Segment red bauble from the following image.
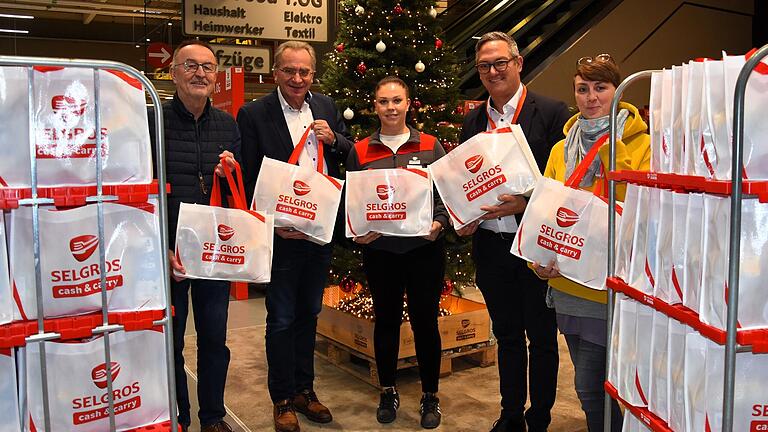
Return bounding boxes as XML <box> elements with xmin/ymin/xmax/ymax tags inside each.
<box><xmin>335</xmin><ymin>43</ymin><xmax>345</xmax><ymax>53</ymax></box>
<box><xmin>393</xmin><ymin>3</ymin><xmax>403</xmax><ymax>14</ymax></box>
<box><xmin>441</xmin><ymin>279</ymin><xmax>454</xmax><ymax>295</ymax></box>
<box><xmin>435</xmin><ymin>38</ymin><xmax>443</xmax><ymax>49</ymax></box>
<box><xmin>340</xmin><ymin>276</ymin><xmax>356</xmax><ymax>293</ymax></box>
<box><xmin>357</xmin><ymin>61</ymin><xmax>367</xmax><ymax>74</ymax></box>
<box><xmin>412</xmin><ymin>99</ymin><xmax>422</xmax><ymax>109</ymax></box>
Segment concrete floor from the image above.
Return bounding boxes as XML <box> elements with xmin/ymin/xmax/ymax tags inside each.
<box><xmin>180</xmin><ymin>286</ymin><xmax>588</xmax><ymax>432</ymax></box>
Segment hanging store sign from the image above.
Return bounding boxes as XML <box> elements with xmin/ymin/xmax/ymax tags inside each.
<box><xmin>211</xmin><ymin>44</ymin><xmax>271</xmax><ymax>74</ymax></box>
<box><xmin>183</xmin><ymin>0</ymin><xmax>328</xmax><ymax>42</ymax></box>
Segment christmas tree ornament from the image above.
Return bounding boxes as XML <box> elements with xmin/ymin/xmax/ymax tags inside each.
<box><xmin>428</xmin><ymin>6</ymin><xmax>438</xmax><ymax>18</ymax></box>
<box><xmin>415</xmin><ymin>60</ymin><xmax>426</xmax><ymax>73</ymax></box>
<box><xmin>412</xmin><ymin>99</ymin><xmax>422</xmax><ymax>108</ymax></box>
<box><xmin>357</xmin><ymin>61</ymin><xmax>367</xmax><ymax>74</ymax></box>
<box><xmin>340</xmin><ymin>276</ymin><xmax>356</xmax><ymax>293</ymax></box>
<box><xmin>343</xmin><ymin>107</ymin><xmax>355</xmax><ymax>120</ymax></box>
<box><xmin>355</xmin><ymin>4</ymin><xmax>365</xmax><ymax>15</ymax></box>
<box><xmin>335</xmin><ymin>42</ymin><xmax>345</xmax><ymax>52</ymax></box>
<box><xmin>435</xmin><ymin>38</ymin><xmax>443</xmax><ymax>49</ymax></box>
<box><xmin>375</xmin><ymin>40</ymin><xmax>386</xmax><ymax>53</ymax></box>
<box><xmin>393</xmin><ymin>3</ymin><xmax>403</xmax><ymax>14</ymax></box>
<box><xmin>441</xmin><ymin>279</ymin><xmax>454</xmax><ymax>295</ymax></box>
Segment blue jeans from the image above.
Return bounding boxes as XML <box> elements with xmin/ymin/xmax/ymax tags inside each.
<box><xmin>265</xmin><ymin>237</ymin><xmax>332</xmax><ymax>402</ymax></box>
<box><xmin>172</xmin><ymin>277</ymin><xmax>231</xmax><ymax>427</ymax></box>
<box><xmin>563</xmin><ymin>333</ymin><xmax>622</xmax><ymax>432</ymax></box>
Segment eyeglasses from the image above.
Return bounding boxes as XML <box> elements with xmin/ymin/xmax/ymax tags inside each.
<box><xmin>278</xmin><ymin>67</ymin><xmax>314</xmax><ymax>78</ymax></box>
<box><xmin>176</xmin><ymin>60</ymin><xmax>217</xmax><ymax>74</ymax></box>
<box><xmin>577</xmin><ymin>54</ymin><xmax>615</xmax><ymax>66</ymax></box>
<box><xmin>475</xmin><ymin>58</ymin><xmax>516</xmax><ymax>74</ymax></box>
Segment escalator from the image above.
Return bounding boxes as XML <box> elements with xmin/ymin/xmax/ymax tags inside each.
<box><xmin>439</xmin><ymin>0</ymin><xmax>623</xmax><ymax>99</ymax></box>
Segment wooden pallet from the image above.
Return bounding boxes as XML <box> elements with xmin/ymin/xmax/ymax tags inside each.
<box><xmin>315</xmin><ymin>334</ymin><xmax>497</xmax><ymax>388</ymax></box>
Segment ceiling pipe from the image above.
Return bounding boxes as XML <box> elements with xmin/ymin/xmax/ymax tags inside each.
<box><xmin>0</xmin><ymin>3</ymin><xmax>179</xmax><ymax>19</ymax></box>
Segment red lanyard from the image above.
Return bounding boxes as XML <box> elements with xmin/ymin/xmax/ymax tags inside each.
<box><xmin>487</xmin><ymin>85</ymin><xmax>527</xmax><ymax>130</ymax></box>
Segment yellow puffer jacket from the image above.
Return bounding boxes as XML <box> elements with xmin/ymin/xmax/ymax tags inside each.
<box><xmin>536</xmin><ymin>101</ymin><xmax>650</xmax><ymax>304</ymax></box>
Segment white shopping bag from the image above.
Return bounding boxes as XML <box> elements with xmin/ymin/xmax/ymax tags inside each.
<box><xmin>670</xmin><ymin>65</ymin><xmax>685</xmax><ymax>174</ymax></box>
<box><xmin>617</xmin><ymin>296</ymin><xmax>638</xmax><ymax>403</ymax></box>
<box><xmin>608</xmin><ymin>293</ymin><xmax>626</xmax><ymax>388</ymax></box>
<box><xmin>700</xmin><ymin>195</ymin><xmax>768</xmax><ymax>330</ymax></box>
<box><xmin>511</xmin><ymin>137</ymin><xmax>620</xmax><ymax>290</ymax></box>
<box><xmin>652</xmin><ymin>190</ymin><xmax>675</xmax><ymax>303</ymax></box>
<box><xmin>658</xmin><ymin>68</ymin><xmax>673</xmax><ymax>173</ymax></box>
<box><xmin>684</xmin><ymin>60</ymin><xmax>715</xmax><ymax>177</ymax></box>
<box><xmin>9</xmin><ymin>201</ymin><xmax>165</xmax><ymax>321</ymax></box>
<box><xmin>648</xmin><ymin>310</ymin><xmax>669</xmax><ymax>422</ymax></box>
<box><xmin>723</xmin><ymin>50</ymin><xmax>768</xmax><ymax>179</ymax></box>
<box><xmin>251</xmin><ymin>128</ymin><xmax>343</xmax><ymax>245</ymax></box>
<box><xmin>684</xmin><ymin>331</ymin><xmax>708</xmax><ymax>432</ymax></box>
<box><xmin>649</xmin><ymin>70</ymin><xmax>664</xmax><ymax>172</ymax></box>
<box><xmin>669</xmin><ymin>192</ymin><xmax>688</xmax><ymax>305</ymax></box>
<box><xmin>429</xmin><ymin>125</ymin><xmax>540</xmax><ymax>229</ymax></box>
<box><xmin>626</xmin><ymin>185</ymin><xmax>650</xmax><ymax>290</ymax></box>
<box><xmin>615</xmin><ymin>184</ymin><xmax>640</xmax><ymax>282</ymax></box>
<box><xmin>0</xmin><ymin>215</ymin><xmax>12</xmax><ymax>325</ymax></box>
<box><xmin>176</xmin><ymin>161</ymin><xmax>273</xmax><ymax>283</ymax></box>
<box><xmin>701</xmin><ymin>59</ymin><xmax>729</xmax><ymax>179</ymax></box>
<box><xmin>345</xmin><ymin>168</ymin><xmax>432</xmax><ymax>237</ymax></box>
<box><xmin>630</xmin><ymin>302</ymin><xmax>653</xmax><ymax>407</ymax></box>
<box><xmin>24</xmin><ymin>329</ymin><xmax>170</xmax><ymax>432</ymax></box>
<box><xmin>639</xmin><ymin>188</ymin><xmax>661</xmax><ymax>296</ymax></box>
<box><xmin>0</xmin><ymin>348</ymin><xmax>21</xmax><ymax>432</ymax></box>
<box><xmin>682</xmin><ymin>193</ymin><xmax>704</xmax><ymax>313</ymax></box>
<box><xmin>667</xmin><ymin>319</ymin><xmax>689</xmax><ymax>432</ymax></box>
<box><xmin>0</xmin><ymin>66</ymin><xmax>152</xmax><ymax>188</ymax></box>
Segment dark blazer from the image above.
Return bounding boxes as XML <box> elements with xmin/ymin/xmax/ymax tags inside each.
<box><xmin>460</xmin><ymin>90</ymin><xmax>570</xmax><ymax>174</ymax></box>
<box><xmin>237</xmin><ymin>89</ymin><xmax>353</xmax><ymax>204</ymax></box>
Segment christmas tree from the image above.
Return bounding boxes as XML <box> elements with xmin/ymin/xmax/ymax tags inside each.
<box><xmin>320</xmin><ymin>0</ymin><xmax>474</xmax><ymax>294</ymax></box>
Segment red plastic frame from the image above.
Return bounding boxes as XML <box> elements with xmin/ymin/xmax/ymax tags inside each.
<box><xmin>608</xmin><ymin>170</ymin><xmax>768</xmax><ymax>202</ymax></box>
<box><xmin>125</xmin><ymin>420</ymin><xmax>182</xmax><ymax>431</ymax></box>
<box><xmin>0</xmin><ymin>181</ymin><xmax>170</xmax><ymax>209</ymax></box>
<box><xmin>604</xmin><ymin>381</ymin><xmax>673</xmax><ymax>431</ymax></box>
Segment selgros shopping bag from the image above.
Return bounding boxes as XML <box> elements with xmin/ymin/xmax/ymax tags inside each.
<box><xmin>614</xmin><ymin>184</ymin><xmax>640</xmax><ymax>282</ymax></box>
<box><xmin>652</xmin><ymin>189</ymin><xmax>675</xmax><ymax>303</ymax></box>
<box><xmin>658</xmin><ymin>68</ymin><xmax>673</xmax><ymax>173</ymax></box>
<box><xmin>9</xmin><ymin>201</ymin><xmax>165</xmax><ymax>321</ymax></box>
<box><xmin>671</xmin><ymin>65</ymin><xmax>685</xmax><ymax>174</ymax></box>
<box><xmin>608</xmin><ymin>293</ymin><xmax>626</xmax><ymax>387</ymax></box>
<box><xmin>630</xmin><ymin>302</ymin><xmax>653</xmax><ymax>408</ymax></box>
<box><xmin>684</xmin><ymin>60</ymin><xmax>715</xmax><ymax>178</ymax></box>
<box><xmin>176</xmin><ymin>160</ymin><xmax>273</xmax><ymax>283</ymax></box>
<box><xmin>429</xmin><ymin>125</ymin><xmax>540</xmax><ymax>229</ymax></box>
<box><xmin>682</xmin><ymin>193</ymin><xmax>704</xmax><ymax>313</ymax></box>
<box><xmin>617</xmin><ymin>296</ymin><xmax>638</xmax><ymax>403</ymax></box>
<box><xmin>0</xmin><ymin>216</ymin><xmax>11</xmax><ymax>325</ymax></box>
<box><xmin>667</xmin><ymin>319</ymin><xmax>689</xmax><ymax>432</ymax></box>
<box><xmin>0</xmin><ymin>66</ymin><xmax>151</xmax><ymax>188</ymax></box>
<box><xmin>0</xmin><ymin>348</ymin><xmax>21</xmax><ymax>432</ymax></box>
<box><xmin>701</xmin><ymin>59</ymin><xmax>729</xmax><ymax>179</ymax></box>
<box><xmin>648</xmin><ymin>310</ymin><xmax>669</xmax><ymax>421</ymax></box>
<box><xmin>626</xmin><ymin>185</ymin><xmax>650</xmax><ymax>289</ymax></box>
<box><xmin>684</xmin><ymin>332</ymin><xmax>708</xmax><ymax>432</ymax></box>
<box><xmin>669</xmin><ymin>192</ymin><xmax>688</xmax><ymax>305</ymax></box>
<box><xmin>25</xmin><ymin>329</ymin><xmax>170</xmax><ymax>432</ymax></box>
<box><xmin>649</xmin><ymin>70</ymin><xmax>664</xmax><ymax>172</ymax></box>
<box><xmin>511</xmin><ymin>136</ymin><xmax>621</xmax><ymax>290</ymax></box>
<box><xmin>345</xmin><ymin>168</ymin><xmax>432</xmax><ymax>237</ymax></box>
<box><xmin>641</xmin><ymin>188</ymin><xmax>661</xmax><ymax>296</ymax></box>
<box><xmin>251</xmin><ymin>128</ymin><xmax>343</xmax><ymax>245</ymax></box>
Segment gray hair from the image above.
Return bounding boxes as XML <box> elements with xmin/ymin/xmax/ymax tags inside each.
<box><xmin>274</xmin><ymin>40</ymin><xmax>317</xmax><ymax>70</ymax></box>
<box><xmin>474</xmin><ymin>32</ymin><xmax>520</xmax><ymax>63</ymax></box>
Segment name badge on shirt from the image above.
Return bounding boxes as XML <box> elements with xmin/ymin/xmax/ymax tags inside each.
<box><xmin>408</xmin><ymin>156</ymin><xmax>422</xmax><ymax>167</ymax></box>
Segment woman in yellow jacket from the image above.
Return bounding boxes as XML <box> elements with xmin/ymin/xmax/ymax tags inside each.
<box><xmin>532</xmin><ymin>54</ymin><xmax>649</xmax><ymax>432</ymax></box>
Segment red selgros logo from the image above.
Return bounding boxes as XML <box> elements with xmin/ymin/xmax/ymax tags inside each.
<box><xmin>91</xmin><ymin>362</ymin><xmax>121</xmax><ymax>389</ymax></box>
<box><xmin>376</xmin><ymin>185</ymin><xmax>394</xmax><ymax>200</ymax></box>
<box><xmin>217</xmin><ymin>224</ymin><xmax>235</xmax><ymax>241</ymax></box>
<box><xmin>556</xmin><ymin>207</ymin><xmax>580</xmax><ymax>228</ymax></box>
<box><xmin>70</xmin><ymin>235</ymin><xmax>99</xmax><ymax>262</ymax></box>
<box><xmin>293</xmin><ymin>180</ymin><xmax>311</xmax><ymax>196</ymax></box>
<box><xmin>464</xmin><ymin>155</ymin><xmax>484</xmax><ymax>174</ymax></box>
<box><xmin>52</xmin><ymin>95</ymin><xmax>87</xmax><ymax>117</ymax></box>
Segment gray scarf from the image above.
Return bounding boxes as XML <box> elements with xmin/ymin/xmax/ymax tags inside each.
<box><xmin>564</xmin><ymin>109</ymin><xmax>629</xmax><ymax>187</ymax></box>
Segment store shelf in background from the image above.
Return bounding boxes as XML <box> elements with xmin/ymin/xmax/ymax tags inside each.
<box><xmin>607</xmin><ymin>170</ymin><xmax>768</xmax><ymax>202</ymax></box>
<box><xmin>0</xmin><ymin>309</ymin><xmax>166</xmax><ymax>348</ymax></box>
<box><xmin>604</xmin><ymin>381</ymin><xmax>673</xmax><ymax>432</ymax></box>
<box><xmin>607</xmin><ymin>277</ymin><xmax>768</xmax><ymax>353</ymax></box>
<box><xmin>126</xmin><ymin>420</ymin><xmax>182</xmax><ymax>431</ymax></box>
<box><xmin>0</xmin><ymin>181</ymin><xmax>171</xmax><ymax>209</ymax></box>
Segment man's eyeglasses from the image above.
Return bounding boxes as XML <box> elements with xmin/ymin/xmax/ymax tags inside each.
<box><xmin>176</xmin><ymin>60</ymin><xmax>217</xmax><ymax>74</ymax></box>
<box><xmin>475</xmin><ymin>58</ymin><xmax>515</xmax><ymax>74</ymax></box>
<box><xmin>577</xmin><ymin>54</ymin><xmax>615</xmax><ymax>66</ymax></box>
<box><xmin>278</xmin><ymin>67</ymin><xmax>314</xmax><ymax>78</ymax></box>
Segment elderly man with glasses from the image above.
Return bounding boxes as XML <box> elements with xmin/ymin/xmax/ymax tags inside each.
<box><xmin>149</xmin><ymin>39</ymin><xmax>241</xmax><ymax>432</ymax></box>
<box><xmin>237</xmin><ymin>40</ymin><xmax>353</xmax><ymax>432</ymax></box>
<box><xmin>457</xmin><ymin>32</ymin><xmax>570</xmax><ymax>432</ymax></box>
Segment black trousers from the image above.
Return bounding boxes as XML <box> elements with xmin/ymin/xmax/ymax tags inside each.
<box><xmin>363</xmin><ymin>239</ymin><xmax>445</xmax><ymax>393</ymax></box>
<box><xmin>473</xmin><ymin>229</ymin><xmax>559</xmax><ymax>431</ymax></box>
<box><xmin>172</xmin><ymin>277</ymin><xmax>231</xmax><ymax>428</ymax></box>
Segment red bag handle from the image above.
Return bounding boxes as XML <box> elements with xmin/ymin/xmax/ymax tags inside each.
<box><xmin>210</xmin><ymin>157</ymin><xmax>247</xmax><ymax>210</ymax></box>
<box><xmin>746</xmin><ymin>48</ymin><xmax>768</xmax><ymax>75</ymax></box>
<box><xmin>564</xmin><ymin>134</ymin><xmax>609</xmax><ymax>190</ymax></box>
<box><xmin>286</xmin><ymin>126</ymin><xmax>326</xmax><ymax>173</ymax></box>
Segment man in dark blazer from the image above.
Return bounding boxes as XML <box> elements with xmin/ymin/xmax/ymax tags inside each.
<box><xmin>237</xmin><ymin>41</ymin><xmax>353</xmax><ymax>432</ymax></box>
<box><xmin>457</xmin><ymin>32</ymin><xmax>570</xmax><ymax>432</ymax></box>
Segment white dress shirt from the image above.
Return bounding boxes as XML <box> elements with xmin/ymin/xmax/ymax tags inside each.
<box><xmin>277</xmin><ymin>88</ymin><xmax>327</xmax><ymax>174</ymax></box>
<box><xmin>481</xmin><ymin>83</ymin><xmax>524</xmax><ymax>234</ymax></box>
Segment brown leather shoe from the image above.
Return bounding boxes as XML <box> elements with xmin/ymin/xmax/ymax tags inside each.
<box><xmin>274</xmin><ymin>399</ymin><xmax>300</xmax><ymax>432</ymax></box>
<box><xmin>201</xmin><ymin>420</ymin><xmax>233</xmax><ymax>432</ymax></box>
<box><xmin>292</xmin><ymin>389</ymin><xmax>333</xmax><ymax>423</ymax></box>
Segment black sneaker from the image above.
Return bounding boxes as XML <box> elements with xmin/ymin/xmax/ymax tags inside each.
<box><xmin>376</xmin><ymin>388</ymin><xmax>400</xmax><ymax>424</ymax></box>
<box><xmin>419</xmin><ymin>393</ymin><xmax>441</xmax><ymax>429</ymax></box>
